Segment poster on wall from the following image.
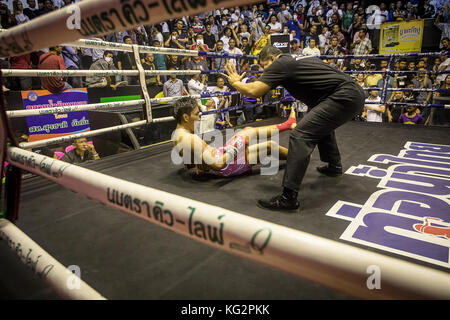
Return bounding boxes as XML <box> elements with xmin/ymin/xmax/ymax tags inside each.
<box><xmin>379</xmin><ymin>19</ymin><xmax>424</xmax><ymax>54</ymax></box>
<box><xmin>21</xmin><ymin>89</ymin><xmax>90</xmax><ymax>142</ymax></box>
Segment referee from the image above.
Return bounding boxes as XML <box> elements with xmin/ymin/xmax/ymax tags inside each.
<box><xmin>222</xmin><ymin>45</ymin><xmax>365</xmax><ymax>211</ymax></box>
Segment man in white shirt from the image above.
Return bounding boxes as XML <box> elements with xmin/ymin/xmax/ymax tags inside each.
<box><xmin>198</xmin><ymin>97</ymin><xmax>222</xmax><ymax>134</ymax></box>
<box><xmin>188</xmin><ymin>73</ymin><xmax>207</xmax><ymax>96</ymax></box>
<box><xmin>224</xmin><ymin>38</ymin><xmax>243</xmax><ymax>67</ymax></box>
<box><xmin>363</xmin><ymin>90</ymin><xmax>385</xmax><ymax>122</ymax></box>
<box><xmin>268</xmin><ymin>15</ymin><xmax>282</xmax><ymax>34</ymax></box>
<box><xmin>302</xmin><ymin>38</ymin><xmax>320</xmax><ymax>56</ymax></box>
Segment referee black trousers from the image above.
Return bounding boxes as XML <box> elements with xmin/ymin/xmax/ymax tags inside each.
<box><xmin>282</xmin><ymin>82</ymin><xmax>365</xmax><ymax>192</ymax></box>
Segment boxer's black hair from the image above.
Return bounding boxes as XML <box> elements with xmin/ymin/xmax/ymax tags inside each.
<box><xmin>173</xmin><ymin>97</ymin><xmax>198</xmax><ymax>124</ymax></box>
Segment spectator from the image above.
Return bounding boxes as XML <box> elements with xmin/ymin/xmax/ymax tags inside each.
<box><xmin>290</xmin><ymin>29</ymin><xmax>301</xmax><ymax>45</ymax></box>
<box><xmin>238</xmin><ymin>23</ymin><xmax>252</xmax><ymax>44</ymax></box>
<box><xmin>224</xmin><ymin>38</ymin><xmax>243</xmax><ymax>67</ymax></box>
<box><xmin>117</xmin><ymin>36</ymin><xmax>138</xmax><ymax>85</ymax></box>
<box><xmin>141</xmin><ymin>53</ymin><xmax>163</xmax><ymax>86</ymax></box>
<box><xmin>404</xmin><ymin>1</ymin><xmax>418</xmax><ymax>20</ymax></box>
<box><xmin>398</xmin><ymin>105</ymin><xmax>423</xmax><ymax>124</ymax></box>
<box><xmin>318</xmin><ymin>25</ymin><xmax>330</xmax><ymax>53</ymax></box>
<box><xmin>23</xmin><ymin>0</ymin><xmax>39</xmax><ymax>20</ymax></box>
<box><xmin>306</xmin><ymin>6</ymin><xmax>325</xmax><ymax>34</ymax></box>
<box><xmin>440</xmin><ymin>37</ymin><xmax>450</xmax><ymax>53</ymax></box>
<box><xmin>13</xmin><ymin>0</ymin><xmax>29</xmax><ymax>24</ymax></box>
<box><xmin>351</xmin><ymin>28</ymin><xmax>372</xmax><ymax>55</ymax></box>
<box><xmin>403</xmin><ymin>81</ymin><xmax>418</xmax><ymax>103</ymax></box>
<box><xmin>342</xmin><ymin>2</ymin><xmax>354</xmax><ymax>36</ymax></box>
<box><xmin>393</xmin><ymin>0</ymin><xmax>407</xmax><ymax>20</ymax></box>
<box><xmin>277</xmin><ymin>3</ymin><xmax>292</xmax><ymax>24</ymax></box>
<box><xmin>81</xmin><ymin>37</ymin><xmax>104</xmax><ymax>70</ymax></box>
<box><xmin>185</xmin><ymin>27</ymin><xmax>197</xmax><ymax>47</ymax></box>
<box><xmin>134</xmin><ymin>26</ymin><xmax>149</xmax><ymax>46</ymax></box>
<box><xmin>9</xmin><ymin>54</ymin><xmax>32</xmax><ymax>91</ymax></box>
<box><xmin>433</xmin><ymin>74</ymin><xmax>450</xmax><ymax>100</ymax></box>
<box><xmin>86</xmin><ymin>51</ymin><xmax>127</xmax><ymax>89</ymax></box>
<box><xmin>325</xmin><ymin>35</ymin><xmax>343</xmax><ymax>56</ymax></box>
<box><xmin>184</xmin><ymin>54</ymin><xmax>208</xmax><ymax>73</ymax></box>
<box><xmin>395</xmin><ymin>58</ymin><xmax>409</xmax><ymax>88</ymax></box>
<box><xmin>189</xmin><ymin>33</ymin><xmax>210</xmax><ymax>62</ymax></box>
<box><xmin>419</xmin><ymin>0</ymin><xmax>435</xmax><ymax>18</ymax></box>
<box><xmin>302</xmin><ymin>38</ymin><xmax>320</xmax><ymax>56</ymax></box>
<box><xmin>39</xmin><ymin>0</ymin><xmax>54</xmax><ymax>15</ymax></box>
<box><xmin>355</xmin><ymin>72</ymin><xmax>366</xmax><ymax>87</ymax></box>
<box><xmin>413</xmin><ymin>67</ymin><xmax>433</xmax><ymax>116</ymax></box>
<box><xmin>435</xmin><ymin>9</ymin><xmax>450</xmax><ymax>49</ymax></box>
<box><xmin>211</xmin><ymin>40</ymin><xmax>227</xmax><ymax>73</ymax></box>
<box><xmin>350</xmin><ymin>58</ymin><xmax>365</xmax><ymax>76</ymax></box>
<box><xmin>198</xmin><ymin>97</ymin><xmax>221</xmax><ymax>134</ymax></box>
<box><xmin>152</xmin><ymin>25</ymin><xmax>164</xmax><ymax>46</ymax></box>
<box><xmin>187</xmin><ymin>72</ymin><xmax>207</xmax><ymax>96</ymax></box>
<box><xmin>166</xmin><ymin>55</ymin><xmax>183</xmax><ymax>70</ymax></box>
<box><xmin>38</xmin><ymin>46</ymin><xmax>72</xmax><ymax>94</ymax></box>
<box><xmin>62</xmin><ymin>46</ymin><xmax>82</xmax><ymax>88</ymax></box>
<box><xmin>174</xmin><ymin>19</ymin><xmax>188</xmax><ymax>45</ymax></box>
<box><xmin>152</xmin><ymin>40</ymin><xmax>167</xmax><ymax>83</ymax></box>
<box><xmin>252</xmin><ymin>25</ymin><xmax>271</xmax><ymax>58</ymax></box>
<box><xmin>330</xmin><ymin>24</ymin><xmax>345</xmax><ymax>45</ymax></box>
<box><xmin>362</xmin><ymin>89</ymin><xmax>385</xmax><ymax>123</ymax></box>
<box><xmin>387</xmin><ymin>2</ymin><xmax>396</xmax><ymax>21</ymax></box>
<box><xmin>436</xmin><ymin>55</ymin><xmax>450</xmax><ymax>86</ymax></box>
<box><xmin>191</xmin><ymin>15</ymin><xmax>205</xmax><ymax>34</ymax></box>
<box><xmin>328</xmin><ymin>13</ymin><xmax>340</xmax><ymax>29</ymax></box>
<box><xmin>220</xmin><ymin>27</ymin><xmax>234</xmax><ymax>50</ymax></box>
<box><xmin>163</xmin><ymin>68</ymin><xmax>188</xmax><ymax>97</ymax></box>
<box><xmin>239</xmin><ymin>37</ymin><xmax>253</xmax><ymax>68</ymax></box>
<box><xmin>61</xmin><ymin>138</ymin><xmax>100</xmax><ymax>164</ymax></box>
<box><xmin>212</xmin><ymin>76</ymin><xmax>231</xmax><ymax>109</ymax></box>
<box><xmin>267</xmin><ymin>15</ymin><xmax>282</xmax><ymax>34</ymax></box>
<box><xmin>387</xmin><ymin>90</ymin><xmax>405</xmax><ymax>122</ymax></box>
<box><xmin>203</xmin><ymin>23</ymin><xmax>217</xmax><ymax>51</ymax></box>
<box><xmin>286</xmin><ymin>11</ymin><xmax>303</xmax><ymax>41</ymax></box>
<box><xmin>365</xmin><ymin>63</ymin><xmax>383</xmax><ymax>88</ymax></box>
<box><xmin>165</xmin><ymin>30</ymin><xmax>186</xmax><ymax>50</ymax></box>
<box><xmin>302</xmin><ymin>24</ymin><xmax>320</xmax><ymax>49</ymax></box>
<box><xmin>291</xmin><ymin>40</ymin><xmax>301</xmax><ymax>54</ymax></box>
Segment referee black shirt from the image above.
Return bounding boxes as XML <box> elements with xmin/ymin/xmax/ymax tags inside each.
<box><xmin>258</xmin><ymin>54</ymin><xmax>357</xmax><ymax>108</ymax></box>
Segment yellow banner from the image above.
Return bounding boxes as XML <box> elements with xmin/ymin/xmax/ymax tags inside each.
<box><xmin>379</xmin><ymin>20</ymin><xmax>424</xmax><ymax>54</ymax></box>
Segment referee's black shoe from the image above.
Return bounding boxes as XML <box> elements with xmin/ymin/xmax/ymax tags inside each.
<box><xmin>257</xmin><ymin>194</ymin><xmax>299</xmax><ymax>212</ymax></box>
<box><xmin>316</xmin><ymin>164</ymin><xmax>343</xmax><ymax>177</ymax></box>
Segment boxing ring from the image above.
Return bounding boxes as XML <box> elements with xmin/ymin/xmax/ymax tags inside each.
<box><xmin>1</xmin><ymin>0</ymin><xmax>450</xmax><ymax>300</ymax></box>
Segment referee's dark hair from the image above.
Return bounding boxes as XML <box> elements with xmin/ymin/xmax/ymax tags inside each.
<box><xmin>259</xmin><ymin>45</ymin><xmax>282</xmax><ymax>62</ymax></box>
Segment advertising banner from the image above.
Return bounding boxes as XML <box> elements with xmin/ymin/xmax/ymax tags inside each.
<box><xmin>21</xmin><ymin>89</ymin><xmax>90</xmax><ymax>142</ymax></box>
<box><xmin>379</xmin><ymin>19</ymin><xmax>424</xmax><ymax>54</ymax></box>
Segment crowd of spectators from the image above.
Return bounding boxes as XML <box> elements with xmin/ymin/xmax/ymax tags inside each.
<box><xmin>1</xmin><ymin>0</ymin><xmax>449</xmax><ymax>127</ymax></box>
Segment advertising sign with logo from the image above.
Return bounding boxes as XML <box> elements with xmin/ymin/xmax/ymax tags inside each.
<box><xmin>270</xmin><ymin>34</ymin><xmax>290</xmax><ymax>53</ymax></box>
<box><xmin>21</xmin><ymin>89</ymin><xmax>90</xmax><ymax>142</ymax></box>
<box><xmin>326</xmin><ymin>141</ymin><xmax>450</xmax><ymax>268</ymax></box>
<box><xmin>379</xmin><ymin>19</ymin><xmax>424</xmax><ymax>54</ymax></box>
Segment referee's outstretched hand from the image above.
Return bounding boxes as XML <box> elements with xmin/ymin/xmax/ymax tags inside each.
<box><xmin>221</xmin><ymin>62</ymin><xmax>246</xmax><ymax>87</ymax></box>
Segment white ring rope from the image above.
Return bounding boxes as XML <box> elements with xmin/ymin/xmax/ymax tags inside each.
<box><xmin>1</xmin><ymin>69</ymin><xmax>200</xmax><ymax>77</ymax></box>
<box><xmin>6</xmin><ymin>94</ymin><xmax>205</xmax><ymax>118</ymax></box>
<box><xmin>63</xmin><ymin>38</ymin><xmax>199</xmax><ymax>57</ymax></box>
<box><xmin>0</xmin><ymin>218</ymin><xmax>106</xmax><ymax>300</ymax></box>
<box><xmin>5</xmin><ymin>146</ymin><xmax>450</xmax><ymax>299</ymax></box>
